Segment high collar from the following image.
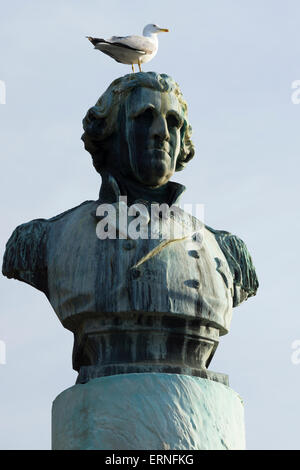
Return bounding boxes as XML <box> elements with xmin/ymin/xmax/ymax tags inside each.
<box><xmin>98</xmin><ymin>172</ymin><xmax>186</xmax><ymax>206</ymax></box>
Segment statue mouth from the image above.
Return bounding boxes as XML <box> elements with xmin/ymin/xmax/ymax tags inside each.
<box><xmin>150</xmin><ymin>149</ymin><xmax>171</xmax><ymax>161</ymax></box>
<box><xmin>149</xmin><ymin>148</ymin><xmax>170</xmax><ymax>155</ymax></box>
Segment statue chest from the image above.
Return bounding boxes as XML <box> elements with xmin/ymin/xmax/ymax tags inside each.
<box><xmin>46</xmin><ymin>207</ymin><xmax>234</xmax><ymax>334</ymax></box>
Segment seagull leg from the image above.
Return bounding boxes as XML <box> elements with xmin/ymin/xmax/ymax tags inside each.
<box><xmin>138</xmin><ymin>59</ymin><xmax>142</xmax><ymax>72</ymax></box>
<box><xmin>131</xmin><ymin>64</ymin><xmax>135</xmax><ymax>73</ymax></box>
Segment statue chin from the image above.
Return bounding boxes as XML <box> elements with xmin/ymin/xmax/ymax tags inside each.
<box><xmin>134</xmin><ymin>156</ymin><xmax>174</xmax><ymax>188</ymax></box>
<box><xmin>136</xmin><ymin>172</ymin><xmax>172</xmax><ymax>188</ymax></box>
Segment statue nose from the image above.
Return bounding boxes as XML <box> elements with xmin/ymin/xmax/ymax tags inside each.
<box><xmin>151</xmin><ymin>115</ymin><xmax>170</xmax><ymax>141</ymax></box>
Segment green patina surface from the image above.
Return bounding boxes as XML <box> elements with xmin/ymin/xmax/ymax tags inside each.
<box><xmin>2</xmin><ymin>72</ymin><xmax>258</xmax><ymax>388</ymax></box>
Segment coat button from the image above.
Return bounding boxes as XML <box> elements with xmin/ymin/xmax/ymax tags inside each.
<box><xmin>184</xmin><ymin>279</ymin><xmax>200</xmax><ymax>289</ymax></box>
<box><xmin>192</xmin><ymin>233</ymin><xmax>203</xmax><ymax>244</ymax></box>
<box><xmin>123</xmin><ymin>240</ymin><xmax>136</xmax><ymax>251</ymax></box>
<box><xmin>130</xmin><ymin>268</ymin><xmax>141</xmax><ymax>279</ymax></box>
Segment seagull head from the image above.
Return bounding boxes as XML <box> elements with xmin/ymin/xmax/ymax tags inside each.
<box><xmin>143</xmin><ymin>24</ymin><xmax>169</xmax><ymax>37</ymax></box>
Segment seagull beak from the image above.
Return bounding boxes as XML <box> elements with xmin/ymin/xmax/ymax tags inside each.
<box><xmin>159</xmin><ymin>28</ymin><xmax>169</xmax><ymax>32</ymax></box>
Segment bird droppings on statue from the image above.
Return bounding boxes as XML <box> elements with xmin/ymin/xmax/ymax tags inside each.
<box><xmin>86</xmin><ymin>24</ymin><xmax>169</xmax><ymax>72</ymax></box>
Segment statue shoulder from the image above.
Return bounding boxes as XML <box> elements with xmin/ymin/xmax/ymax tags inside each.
<box><xmin>206</xmin><ymin>225</ymin><xmax>259</xmax><ymax>307</ymax></box>
<box><xmin>2</xmin><ymin>218</ymin><xmax>49</xmax><ymax>294</ymax></box>
<box><xmin>2</xmin><ymin>200</ymin><xmax>95</xmax><ymax>294</ymax></box>
<box><xmin>47</xmin><ymin>200</ymin><xmax>95</xmax><ymax>223</ymax></box>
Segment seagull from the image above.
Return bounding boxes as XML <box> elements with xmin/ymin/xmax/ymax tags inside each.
<box><xmin>86</xmin><ymin>24</ymin><xmax>169</xmax><ymax>72</ymax></box>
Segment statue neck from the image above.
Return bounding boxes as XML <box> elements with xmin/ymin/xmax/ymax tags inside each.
<box><xmin>99</xmin><ymin>171</ymin><xmax>185</xmax><ymax>206</ymax></box>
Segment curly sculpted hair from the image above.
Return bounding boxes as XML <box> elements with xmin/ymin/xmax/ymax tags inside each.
<box><xmin>81</xmin><ymin>72</ymin><xmax>195</xmax><ymax>173</ymax></box>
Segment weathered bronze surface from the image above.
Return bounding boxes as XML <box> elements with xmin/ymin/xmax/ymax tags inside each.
<box><xmin>2</xmin><ymin>72</ymin><xmax>258</xmax><ymax>385</ymax></box>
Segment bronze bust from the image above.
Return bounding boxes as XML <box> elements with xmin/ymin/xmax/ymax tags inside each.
<box><xmin>2</xmin><ymin>72</ymin><xmax>258</xmax><ymax>385</ymax></box>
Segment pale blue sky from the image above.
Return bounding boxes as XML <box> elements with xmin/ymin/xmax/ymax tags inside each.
<box><xmin>0</xmin><ymin>0</ymin><xmax>300</xmax><ymax>449</ymax></box>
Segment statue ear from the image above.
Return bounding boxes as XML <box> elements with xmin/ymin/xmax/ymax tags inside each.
<box><xmin>176</xmin><ymin>122</ymin><xmax>195</xmax><ymax>171</ymax></box>
<box><xmin>83</xmin><ymin>106</ymin><xmax>107</xmax><ymax>141</ymax></box>
<box><xmin>184</xmin><ymin>147</ymin><xmax>195</xmax><ymax>165</ymax></box>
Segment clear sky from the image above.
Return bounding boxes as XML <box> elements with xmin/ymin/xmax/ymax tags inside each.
<box><xmin>0</xmin><ymin>0</ymin><xmax>300</xmax><ymax>450</ymax></box>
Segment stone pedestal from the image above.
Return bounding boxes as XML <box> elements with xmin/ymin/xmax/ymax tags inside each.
<box><xmin>52</xmin><ymin>373</ymin><xmax>245</xmax><ymax>450</ymax></box>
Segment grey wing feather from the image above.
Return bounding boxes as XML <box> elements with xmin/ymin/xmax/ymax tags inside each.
<box><xmin>108</xmin><ymin>35</ymin><xmax>155</xmax><ymax>54</ymax></box>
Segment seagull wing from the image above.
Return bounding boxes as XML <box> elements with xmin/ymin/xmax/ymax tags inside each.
<box><xmin>108</xmin><ymin>35</ymin><xmax>156</xmax><ymax>55</ymax></box>
<box><xmin>87</xmin><ymin>34</ymin><xmax>157</xmax><ymax>65</ymax></box>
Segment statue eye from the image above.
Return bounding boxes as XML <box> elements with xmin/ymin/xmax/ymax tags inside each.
<box><xmin>135</xmin><ymin>108</ymin><xmax>154</xmax><ymax>126</ymax></box>
<box><xmin>167</xmin><ymin>114</ymin><xmax>181</xmax><ymax>129</ymax></box>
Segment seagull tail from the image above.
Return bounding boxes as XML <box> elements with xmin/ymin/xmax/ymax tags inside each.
<box><xmin>86</xmin><ymin>36</ymin><xmax>106</xmax><ymax>46</ymax></box>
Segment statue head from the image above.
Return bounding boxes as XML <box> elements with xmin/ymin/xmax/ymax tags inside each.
<box><xmin>82</xmin><ymin>72</ymin><xmax>195</xmax><ymax>187</ymax></box>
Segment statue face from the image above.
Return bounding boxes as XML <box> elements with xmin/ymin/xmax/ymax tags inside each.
<box><xmin>121</xmin><ymin>87</ymin><xmax>184</xmax><ymax>187</ymax></box>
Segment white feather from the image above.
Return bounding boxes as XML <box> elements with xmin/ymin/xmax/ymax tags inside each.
<box><xmin>88</xmin><ymin>24</ymin><xmax>168</xmax><ymax>68</ymax></box>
